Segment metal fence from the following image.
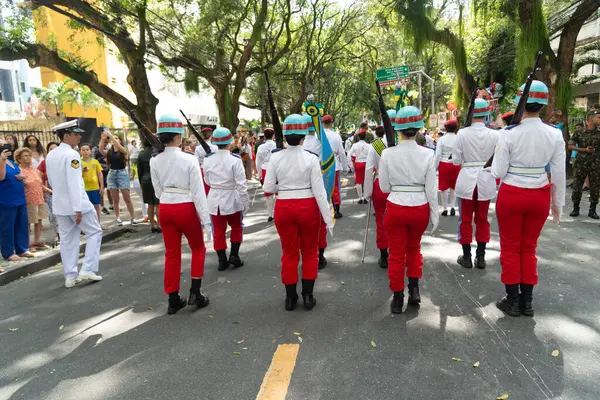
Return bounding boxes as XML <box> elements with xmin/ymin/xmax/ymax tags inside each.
<box><xmin>0</xmin><ymin>130</ymin><xmax>57</xmax><ymax>148</ymax></box>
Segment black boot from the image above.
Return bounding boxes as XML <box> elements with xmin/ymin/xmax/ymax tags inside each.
<box><xmin>496</xmin><ymin>284</ymin><xmax>520</xmax><ymax>317</ymax></box>
<box><xmin>318</xmin><ymin>248</ymin><xmax>327</xmax><ymax>270</ymax></box>
<box><xmin>390</xmin><ymin>291</ymin><xmax>404</xmax><ymax>314</ymax></box>
<box><xmin>441</xmin><ymin>210</ymin><xmax>448</xmax><ymax>216</ymax></box>
<box><xmin>285</xmin><ymin>284</ymin><xmax>299</xmax><ymax>311</ymax></box>
<box><xmin>407</xmin><ymin>277</ymin><xmax>421</xmax><ymax>305</ymax></box>
<box><xmin>334</xmin><ymin>205</ymin><xmax>343</xmax><ymax>219</ymax></box>
<box><xmin>457</xmin><ymin>244</ymin><xmax>473</xmax><ymax>268</ymax></box>
<box><xmin>217</xmin><ymin>250</ymin><xmax>229</xmax><ymax>271</ymax></box>
<box><xmin>167</xmin><ymin>292</ymin><xmax>187</xmax><ymax>315</ymax></box>
<box><xmin>519</xmin><ymin>283</ymin><xmax>534</xmax><ymax>317</ymax></box>
<box><xmin>229</xmin><ymin>242</ymin><xmax>244</xmax><ymax>268</ymax></box>
<box><xmin>450</xmin><ymin>208</ymin><xmax>456</xmax><ymax>216</ymax></box>
<box><xmin>378</xmin><ymin>248</ymin><xmax>388</xmax><ymax>269</ymax></box>
<box><xmin>589</xmin><ymin>203</ymin><xmax>599</xmax><ymax>220</ymax></box>
<box><xmin>188</xmin><ymin>279</ymin><xmax>210</xmax><ymax>308</ymax></box>
<box><xmin>301</xmin><ymin>279</ymin><xmax>317</xmax><ymax>310</ymax></box>
<box><xmin>570</xmin><ymin>203</ymin><xmax>580</xmax><ymax>217</ymax></box>
<box><xmin>474</xmin><ymin>242</ymin><xmax>486</xmax><ymax>269</ymax></box>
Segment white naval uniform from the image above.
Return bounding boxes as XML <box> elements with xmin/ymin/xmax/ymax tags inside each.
<box><xmin>46</xmin><ymin>143</ymin><xmax>102</xmax><ymax>280</ymax></box>
<box><xmin>344</xmin><ymin>137</ymin><xmax>353</xmax><ymax>155</ymax></box>
<box><xmin>347</xmin><ymin>140</ymin><xmax>370</xmax><ymax>169</ymax></box>
<box><xmin>451</xmin><ymin>122</ymin><xmax>499</xmax><ymax>201</ymax></box>
<box><xmin>195</xmin><ymin>142</ymin><xmax>219</xmax><ymax>168</ymax></box>
<box><xmin>303</xmin><ymin>134</ymin><xmax>321</xmax><ymax>155</ymax></box>
<box><xmin>256</xmin><ymin>139</ymin><xmax>277</xmax><ymax>218</ymax></box>
<box><xmin>203</xmin><ymin>150</ymin><xmax>249</xmax><ymax>216</ymax></box>
<box><xmin>325</xmin><ymin>129</ymin><xmax>348</xmax><ymax>172</ymax></box>
<box><xmin>364</xmin><ymin>136</ymin><xmax>388</xmax><ymax>199</ymax></box>
<box><xmin>434</xmin><ymin>132</ymin><xmax>459</xmax><ymax>210</ymax></box>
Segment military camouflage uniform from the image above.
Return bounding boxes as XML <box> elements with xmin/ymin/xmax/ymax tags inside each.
<box><xmin>569</xmin><ymin>127</ymin><xmax>600</xmax><ymax>209</ymax></box>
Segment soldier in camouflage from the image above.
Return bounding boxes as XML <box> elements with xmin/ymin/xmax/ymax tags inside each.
<box><xmin>568</xmin><ymin>110</ymin><xmax>600</xmax><ymax>220</ymax></box>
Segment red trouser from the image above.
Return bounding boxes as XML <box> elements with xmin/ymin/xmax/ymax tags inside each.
<box><xmin>318</xmin><ymin>216</ymin><xmax>327</xmax><ymax>249</ymax></box>
<box><xmin>458</xmin><ymin>188</ymin><xmax>491</xmax><ymax>245</ymax></box>
<box><xmin>201</xmin><ymin>168</ymin><xmax>210</xmax><ymax>194</ymax></box>
<box><xmin>384</xmin><ymin>202</ymin><xmax>429</xmax><ymax>292</ymax></box>
<box><xmin>496</xmin><ymin>183</ymin><xmax>550</xmax><ymax>285</ymax></box>
<box><xmin>332</xmin><ymin>171</ymin><xmax>341</xmax><ymax>205</ymax></box>
<box><xmin>211</xmin><ymin>210</ymin><xmax>243</xmax><ymax>251</ymax></box>
<box><xmin>275</xmin><ymin>198</ymin><xmax>320</xmax><ymax>284</ymax></box>
<box><xmin>372</xmin><ymin>178</ymin><xmax>389</xmax><ymax>249</ymax></box>
<box><xmin>438</xmin><ymin>162</ymin><xmax>460</xmax><ymax>191</ymax></box>
<box><xmin>159</xmin><ymin>202</ymin><xmax>206</xmax><ymax>294</ymax></box>
<box><xmin>261</xmin><ymin>169</ymin><xmax>273</xmax><ymax>197</ymax></box>
<box><xmin>354</xmin><ymin>162</ymin><xmax>366</xmax><ymax>185</ymax></box>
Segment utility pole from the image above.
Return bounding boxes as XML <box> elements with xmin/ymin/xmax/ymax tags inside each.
<box><xmin>409</xmin><ymin>70</ymin><xmax>435</xmax><ymax>115</ymax></box>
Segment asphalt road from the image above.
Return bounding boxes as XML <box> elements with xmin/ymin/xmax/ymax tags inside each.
<box><xmin>0</xmin><ymin>178</ymin><xmax>599</xmax><ymax>400</ymax></box>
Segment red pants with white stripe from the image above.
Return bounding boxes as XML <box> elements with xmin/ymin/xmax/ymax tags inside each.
<box><xmin>496</xmin><ymin>183</ymin><xmax>550</xmax><ymax>285</ymax></box>
<box><xmin>318</xmin><ymin>217</ymin><xmax>327</xmax><ymax>249</ymax></box>
<box><xmin>354</xmin><ymin>162</ymin><xmax>366</xmax><ymax>185</ymax></box>
<box><xmin>438</xmin><ymin>162</ymin><xmax>460</xmax><ymax>191</ymax></box>
<box><xmin>384</xmin><ymin>202</ymin><xmax>429</xmax><ymax>292</ymax></box>
<box><xmin>211</xmin><ymin>210</ymin><xmax>243</xmax><ymax>251</ymax></box>
<box><xmin>159</xmin><ymin>202</ymin><xmax>206</xmax><ymax>294</ymax></box>
<box><xmin>275</xmin><ymin>198</ymin><xmax>320</xmax><ymax>284</ymax></box>
<box><xmin>332</xmin><ymin>171</ymin><xmax>341</xmax><ymax>205</ymax></box>
<box><xmin>201</xmin><ymin>168</ymin><xmax>210</xmax><ymax>194</ymax></box>
<box><xmin>261</xmin><ymin>169</ymin><xmax>273</xmax><ymax>197</ymax></box>
<box><xmin>458</xmin><ymin>188</ymin><xmax>491</xmax><ymax>245</ymax></box>
<box><xmin>372</xmin><ymin>178</ymin><xmax>389</xmax><ymax>249</ymax></box>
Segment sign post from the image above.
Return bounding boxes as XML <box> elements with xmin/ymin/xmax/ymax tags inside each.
<box><xmin>376</xmin><ymin>65</ymin><xmax>410</xmax><ymax>87</ymax></box>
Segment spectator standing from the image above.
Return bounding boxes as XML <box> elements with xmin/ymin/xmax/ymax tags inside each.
<box><xmin>14</xmin><ymin>147</ymin><xmax>51</xmax><ymax>250</ymax></box>
<box><xmin>0</xmin><ymin>140</ymin><xmax>34</xmax><ymax>263</ymax></box>
<box><xmin>93</xmin><ymin>132</ymin><xmax>112</xmax><ymax>215</ymax></box>
<box><xmin>22</xmin><ymin>135</ymin><xmax>46</xmax><ymax>168</ymax></box>
<box><xmin>128</xmin><ymin>139</ymin><xmax>140</xmax><ymax>163</ymax></box>
<box><xmin>38</xmin><ymin>142</ymin><xmax>60</xmax><ymax>247</ymax></box>
<box><xmin>4</xmin><ymin>134</ymin><xmax>18</xmax><ymax>161</ymax></box>
<box><xmin>130</xmin><ymin>158</ymin><xmax>148</xmax><ymax>221</ymax></box>
<box><xmin>80</xmin><ymin>144</ymin><xmax>104</xmax><ymax>222</ymax></box>
<box><xmin>137</xmin><ymin>140</ymin><xmax>161</xmax><ymax>233</ymax></box>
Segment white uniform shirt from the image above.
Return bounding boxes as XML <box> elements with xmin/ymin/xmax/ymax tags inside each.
<box><xmin>492</xmin><ymin>117</ymin><xmax>566</xmax><ymax>207</ymax></box>
<box><xmin>203</xmin><ymin>149</ymin><xmax>249</xmax><ymax>215</ymax></box>
<box><xmin>47</xmin><ymin>143</ymin><xmax>94</xmax><ymax>216</ymax></box>
<box><xmin>364</xmin><ymin>136</ymin><xmax>388</xmax><ymax>198</ymax></box>
<box><xmin>434</xmin><ymin>133</ymin><xmax>458</xmax><ymax>168</ymax></box>
<box><xmin>325</xmin><ymin>129</ymin><xmax>348</xmax><ymax>172</ymax></box>
<box><xmin>303</xmin><ymin>134</ymin><xmax>321</xmax><ymax>156</ymax></box>
<box><xmin>425</xmin><ymin>134</ymin><xmax>434</xmax><ymax>149</ymax></box>
<box><xmin>344</xmin><ymin>138</ymin><xmax>353</xmax><ymax>154</ymax></box>
<box><xmin>378</xmin><ymin>140</ymin><xmax>439</xmax><ymax>228</ymax></box>
<box><xmin>452</xmin><ymin>123</ymin><xmax>499</xmax><ymax>200</ymax></box>
<box><xmin>150</xmin><ymin>147</ymin><xmax>211</xmax><ymax>225</ymax></box>
<box><xmin>347</xmin><ymin>140</ymin><xmax>370</xmax><ymax>167</ymax></box>
<box><xmin>256</xmin><ymin>140</ymin><xmax>277</xmax><ymax>172</ymax></box>
<box><xmin>263</xmin><ymin>146</ymin><xmax>333</xmax><ymax>227</ymax></box>
<box><xmin>195</xmin><ymin>142</ymin><xmax>219</xmax><ymax>168</ymax></box>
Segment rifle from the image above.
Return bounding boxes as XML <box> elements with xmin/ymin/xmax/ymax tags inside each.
<box><xmin>375</xmin><ymin>79</ymin><xmax>396</xmax><ymax>148</ymax></box>
<box><xmin>179</xmin><ymin>110</ymin><xmax>212</xmax><ymax>154</ymax></box>
<box><xmin>264</xmin><ymin>69</ymin><xmax>284</xmax><ymax>149</ymax></box>
<box><xmin>484</xmin><ymin>51</ymin><xmax>543</xmax><ymax>168</ymax></box>
<box><xmin>121</xmin><ymin>100</ymin><xmax>164</xmax><ymax>152</ymax></box>
<box><xmin>463</xmin><ymin>86</ymin><xmax>479</xmax><ymax>128</ymax></box>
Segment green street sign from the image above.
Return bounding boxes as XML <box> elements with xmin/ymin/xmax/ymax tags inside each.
<box><xmin>376</xmin><ymin>65</ymin><xmax>409</xmax><ymax>86</ymax></box>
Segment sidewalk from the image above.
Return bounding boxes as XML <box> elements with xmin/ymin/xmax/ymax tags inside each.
<box><xmin>0</xmin><ymin>191</ymin><xmax>149</xmax><ymax>284</ymax></box>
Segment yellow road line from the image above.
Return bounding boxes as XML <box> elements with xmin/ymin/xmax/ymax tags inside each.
<box><xmin>256</xmin><ymin>344</ymin><xmax>300</xmax><ymax>400</ymax></box>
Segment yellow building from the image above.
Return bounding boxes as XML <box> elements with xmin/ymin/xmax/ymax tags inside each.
<box><xmin>34</xmin><ymin>7</ymin><xmax>131</xmax><ymax>127</ymax></box>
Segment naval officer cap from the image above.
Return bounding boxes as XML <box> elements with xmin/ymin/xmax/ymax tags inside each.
<box><xmin>283</xmin><ymin>114</ymin><xmax>309</xmax><ymax>136</ymax></box>
<box><xmin>395</xmin><ymin>106</ymin><xmax>424</xmax><ymax>130</ymax></box>
<box><xmin>212</xmin><ymin>127</ymin><xmax>233</xmax><ymax>145</ymax></box>
<box><xmin>52</xmin><ymin>120</ymin><xmax>85</xmax><ymax>135</ymax></box>
<box><xmin>514</xmin><ymin>80</ymin><xmax>549</xmax><ymax>105</ymax></box>
<box><xmin>472</xmin><ymin>98</ymin><xmax>491</xmax><ymax>118</ymax></box>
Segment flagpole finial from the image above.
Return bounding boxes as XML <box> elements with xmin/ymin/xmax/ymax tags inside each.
<box><xmin>306</xmin><ymin>94</ymin><xmax>315</xmax><ymax>104</ymax></box>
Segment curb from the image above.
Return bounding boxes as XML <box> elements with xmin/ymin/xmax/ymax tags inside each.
<box><xmin>0</xmin><ymin>226</ymin><xmax>133</xmax><ymax>287</ymax></box>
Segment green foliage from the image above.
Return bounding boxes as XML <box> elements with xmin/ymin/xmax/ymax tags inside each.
<box><xmin>516</xmin><ymin>0</ymin><xmax>548</xmax><ymax>81</ymax></box>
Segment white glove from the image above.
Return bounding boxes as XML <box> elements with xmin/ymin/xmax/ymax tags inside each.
<box><xmin>327</xmin><ymin>224</ymin><xmax>334</xmax><ymax>237</ymax></box>
<box><xmin>428</xmin><ymin>222</ymin><xmax>438</xmax><ymax>235</ymax></box>
<box><xmin>552</xmin><ymin>205</ymin><xmax>561</xmax><ymax>225</ymax></box>
<box><xmin>243</xmin><ymin>206</ymin><xmax>249</xmax><ymax>217</ymax></box>
<box><xmin>203</xmin><ymin>224</ymin><xmax>213</xmax><ymax>242</ymax></box>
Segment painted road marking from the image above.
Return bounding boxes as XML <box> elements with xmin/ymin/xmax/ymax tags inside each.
<box><xmin>256</xmin><ymin>344</ymin><xmax>300</xmax><ymax>400</ymax></box>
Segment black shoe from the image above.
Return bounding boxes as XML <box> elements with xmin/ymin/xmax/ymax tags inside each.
<box><xmin>474</xmin><ymin>242</ymin><xmax>486</xmax><ymax>269</ymax></box>
<box><xmin>167</xmin><ymin>293</ymin><xmax>187</xmax><ymax>315</ymax></box>
<box><xmin>301</xmin><ymin>279</ymin><xmax>317</xmax><ymax>310</ymax></box>
<box><xmin>589</xmin><ymin>203</ymin><xmax>599</xmax><ymax>220</ymax></box>
<box><xmin>458</xmin><ymin>244</ymin><xmax>472</xmax><ymax>268</ymax></box>
<box><xmin>268</xmin><ymin>216</ymin><xmax>274</xmax><ymax>222</ymax></box>
<box><xmin>570</xmin><ymin>205</ymin><xmax>580</xmax><ymax>217</ymax></box>
<box><xmin>441</xmin><ymin>210</ymin><xmax>448</xmax><ymax>216</ymax></box>
<box><xmin>229</xmin><ymin>242</ymin><xmax>244</xmax><ymax>268</ymax></box>
<box><xmin>285</xmin><ymin>284</ymin><xmax>299</xmax><ymax>311</ymax></box>
<box><xmin>519</xmin><ymin>284</ymin><xmax>534</xmax><ymax>316</ymax></box>
<box><xmin>496</xmin><ymin>284</ymin><xmax>520</xmax><ymax>317</ymax></box>
<box><xmin>583</xmin><ymin>186</ymin><xmax>590</xmax><ymax>192</ymax></box>
<box><xmin>334</xmin><ymin>205</ymin><xmax>343</xmax><ymax>219</ymax></box>
<box><xmin>101</xmin><ymin>207</ymin><xmax>110</xmax><ymax>215</ymax></box>
<box><xmin>318</xmin><ymin>248</ymin><xmax>327</xmax><ymax>270</ymax></box>
<box><xmin>151</xmin><ymin>226</ymin><xmax>162</xmax><ymax>233</ymax></box>
<box><xmin>109</xmin><ymin>206</ymin><xmax>114</xmax><ymax>210</ymax></box>
<box><xmin>217</xmin><ymin>250</ymin><xmax>229</xmax><ymax>271</ymax></box>
<box><xmin>391</xmin><ymin>291</ymin><xmax>404</xmax><ymax>314</ymax></box>
<box><xmin>450</xmin><ymin>208</ymin><xmax>456</xmax><ymax>216</ymax></box>
<box><xmin>407</xmin><ymin>278</ymin><xmax>420</xmax><ymax>305</ymax></box>
<box><xmin>188</xmin><ymin>291</ymin><xmax>210</xmax><ymax>308</ymax></box>
<box><xmin>378</xmin><ymin>248</ymin><xmax>388</xmax><ymax>269</ymax></box>
<box><xmin>474</xmin><ymin>256</ymin><xmax>486</xmax><ymax>269</ymax></box>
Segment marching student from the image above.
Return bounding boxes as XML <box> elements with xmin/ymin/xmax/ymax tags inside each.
<box><xmin>322</xmin><ymin>115</ymin><xmax>348</xmax><ymax>218</ymax></box>
<box><xmin>150</xmin><ymin>114</ymin><xmax>212</xmax><ymax>315</ymax></box>
<box><xmin>255</xmin><ymin>128</ymin><xmax>277</xmax><ymax>222</ymax></box>
<box><xmin>379</xmin><ymin>106</ymin><xmax>438</xmax><ymax>314</ymax></box>
<box><xmin>434</xmin><ymin>119</ymin><xmax>460</xmax><ymax>216</ymax></box>
<box><xmin>452</xmin><ymin>99</ymin><xmax>499</xmax><ymax>269</ymax></box>
<box><xmin>203</xmin><ymin>127</ymin><xmax>250</xmax><ymax>271</ymax></box>
<box><xmin>264</xmin><ymin>114</ymin><xmax>333</xmax><ymax>311</ymax></box>
<box><xmin>492</xmin><ymin>80</ymin><xmax>565</xmax><ymax>317</ymax></box>
<box><xmin>195</xmin><ymin>127</ymin><xmax>218</xmax><ymax>194</ymax></box>
<box><xmin>347</xmin><ymin>129</ymin><xmax>371</xmax><ymax>204</ymax></box>
<box><xmin>46</xmin><ymin>120</ymin><xmax>103</xmax><ymax>288</ymax></box>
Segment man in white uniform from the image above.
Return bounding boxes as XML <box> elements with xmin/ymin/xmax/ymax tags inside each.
<box><xmin>194</xmin><ymin>128</ymin><xmax>219</xmax><ymax>168</ymax></box>
<box><xmin>322</xmin><ymin>115</ymin><xmax>348</xmax><ymax>218</ymax></box>
<box><xmin>47</xmin><ymin>120</ymin><xmax>103</xmax><ymax>288</ymax></box>
<box><xmin>452</xmin><ymin>99</ymin><xmax>499</xmax><ymax>269</ymax></box>
<box><xmin>347</xmin><ymin>130</ymin><xmax>371</xmax><ymax>203</ymax></box>
<box><xmin>255</xmin><ymin>128</ymin><xmax>277</xmax><ymax>221</ymax></box>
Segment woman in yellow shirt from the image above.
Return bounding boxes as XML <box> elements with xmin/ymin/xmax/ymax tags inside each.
<box><xmin>80</xmin><ymin>144</ymin><xmax>104</xmax><ymax>222</ymax></box>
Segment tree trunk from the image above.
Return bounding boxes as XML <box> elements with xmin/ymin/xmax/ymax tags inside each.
<box><xmin>214</xmin><ymin>84</ymin><xmax>238</xmax><ymax>131</ymax></box>
<box><xmin>290</xmin><ymin>81</ymin><xmax>307</xmax><ymax>114</ymax></box>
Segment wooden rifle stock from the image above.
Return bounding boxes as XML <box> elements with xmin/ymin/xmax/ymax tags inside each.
<box><xmin>179</xmin><ymin>110</ymin><xmax>212</xmax><ymax>154</ymax></box>
<box><xmin>264</xmin><ymin>70</ymin><xmax>284</xmax><ymax>149</ymax></box>
<box><xmin>121</xmin><ymin>101</ymin><xmax>164</xmax><ymax>152</ymax></box>
<box><xmin>375</xmin><ymin>79</ymin><xmax>395</xmax><ymax>148</ymax></box>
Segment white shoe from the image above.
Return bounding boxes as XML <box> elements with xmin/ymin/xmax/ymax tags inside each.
<box><xmin>65</xmin><ymin>278</ymin><xmax>81</xmax><ymax>288</ymax></box>
<box><xmin>116</xmin><ymin>219</ymin><xmax>123</xmax><ymax>226</ymax></box>
<box><xmin>79</xmin><ymin>271</ymin><xmax>103</xmax><ymax>281</ymax></box>
<box><xmin>130</xmin><ymin>219</ymin><xmax>138</xmax><ymax>225</ymax></box>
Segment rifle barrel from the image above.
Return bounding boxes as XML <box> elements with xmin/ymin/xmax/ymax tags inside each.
<box><xmin>179</xmin><ymin>110</ymin><xmax>212</xmax><ymax>154</ymax></box>
<box><xmin>375</xmin><ymin>80</ymin><xmax>395</xmax><ymax>148</ymax></box>
<box><xmin>264</xmin><ymin>70</ymin><xmax>284</xmax><ymax>149</ymax></box>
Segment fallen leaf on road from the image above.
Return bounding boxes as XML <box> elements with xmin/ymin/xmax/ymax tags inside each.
<box><xmin>293</xmin><ymin>332</ymin><xmax>302</xmax><ymax>335</ymax></box>
<box><xmin>59</xmin><ymin>325</ymin><xmax>64</xmax><ymax>330</ymax></box>
<box><xmin>452</xmin><ymin>357</ymin><xmax>464</xmax><ymax>362</ymax></box>
<box><xmin>232</xmin><ymin>352</ymin><xmax>241</xmax><ymax>355</ymax></box>
<box><xmin>371</xmin><ymin>340</ymin><xmax>377</xmax><ymax>348</ymax></box>
<box><xmin>551</xmin><ymin>350</ymin><xmax>560</xmax><ymax>357</ymax></box>
<box><xmin>209</xmin><ymin>315</ymin><xmax>214</xmax><ymax>318</ymax></box>
<box><xmin>9</xmin><ymin>328</ymin><xmax>19</xmax><ymax>332</ymax></box>
<box><xmin>473</xmin><ymin>361</ymin><xmax>480</xmax><ymax>368</ymax></box>
<box><xmin>272</xmin><ymin>339</ymin><xmax>277</xmax><ymax>343</ymax></box>
<box><xmin>237</xmin><ymin>340</ymin><xmax>244</xmax><ymax>344</ymax></box>
<box><xmin>147</xmin><ymin>306</ymin><xmax>152</xmax><ymax>310</ymax></box>
<box><xmin>496</xmin><ymin>394</ymin><xmax>509</xmax><ymax>400</ymax></box>
<box><xmin>233</xmin><ymin>321</ymin><xmax>239</xmax><ymax>324</ymax></box>
<box><xmin>120</xmin><ymin>283</ymin><xmax>123</xmax><ymax>286</ymax></box>
<box><xmin>298</xmin><ymin>337</ymin><xmax>303</xmax><ymax>343</ymax></box>
<box><xmin>341</xmin><ymin>281</ymin><xmax>345</xmax><ymax>285</ymax></box>
<box><xmin>242</xmin><ymin>347</ymin><xmax>248</xmax><ymax>350</ymax></box>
